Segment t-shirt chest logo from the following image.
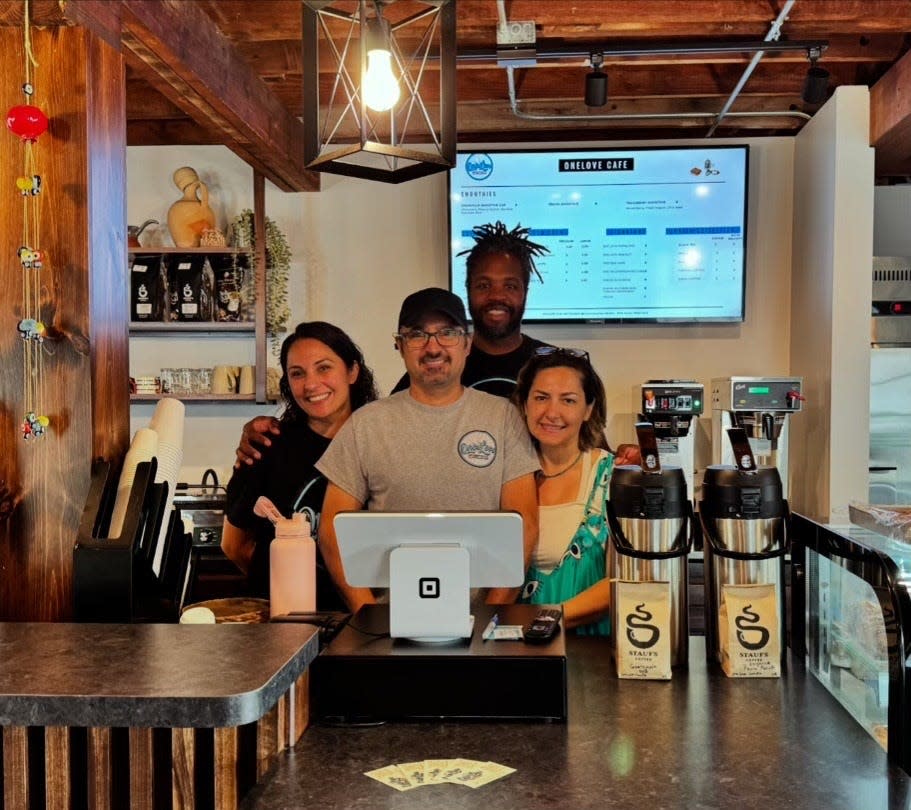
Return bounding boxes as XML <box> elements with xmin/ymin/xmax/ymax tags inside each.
<box><xmin>458</xmin><ymin>430</ymin><xmax>497</xmax><ymax>468</ymax></box>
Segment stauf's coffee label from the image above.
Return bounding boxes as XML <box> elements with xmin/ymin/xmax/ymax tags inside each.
<box><xmin>719</xmin><ymin>583</ymin><xmax>780</xmax><ymax>678</ymax></box>
<box><xmin>616</xmin><ymin>580</ymin><xmax>671</xmax><ymax>680</ymax></box>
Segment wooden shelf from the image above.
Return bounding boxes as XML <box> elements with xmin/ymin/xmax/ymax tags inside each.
<box><xmin>130</xmin><ymin>393</ymin><xmax>257</xmax><ymax>403</ymax></box>
<box><xmin>130</xmin><ymin>321</ymin><xmax>255</xmax><ymax>334</ymax></box>
<box><xmin>128</xmin><ymin>246</ymin><xmax>245</xmax><ymax>254</ymax></box>
<box><xmin>128</xmin><ymin>172</ymin><xmax>268</xmax><ymax>403</ymax></box>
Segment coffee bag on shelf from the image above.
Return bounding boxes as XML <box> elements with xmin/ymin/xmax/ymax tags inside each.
<box><xmin>167</xmin><ymin>253</ymin><xmax>215</xmax><ymax>322</ymax></box>
<box><xmin>211</xmin><ymin>255</ymin><xmax>246</xmax><ymax>322</ymax></box>
<box><xmin>130</xmin><ymin>255</ymin><xmax>168</xmax><ymax>321</ymax></box>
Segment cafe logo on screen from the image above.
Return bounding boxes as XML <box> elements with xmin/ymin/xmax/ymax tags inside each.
<box><xmin>558</xmin><ymin>157</ymin><xmax>634</xmax><ymax>172</ymax></box>
<box><xmin>465</xmin><ymin>153</ymin><xmax>494</xmax><ymax>181</ymax></box>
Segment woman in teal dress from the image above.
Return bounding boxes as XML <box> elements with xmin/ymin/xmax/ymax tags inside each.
<box><xmin>512</xmin><ymin>347</ymin><xmax>633</xmax><ymax>636</ymax></box>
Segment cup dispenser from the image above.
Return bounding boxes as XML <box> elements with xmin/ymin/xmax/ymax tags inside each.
<box><xmin>711</xmin><ymin>376</ymin><xmax>803</xmax><ymax>499</ymax></box>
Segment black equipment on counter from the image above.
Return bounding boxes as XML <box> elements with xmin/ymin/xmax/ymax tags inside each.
<box><xmin>607</xmin><ymin>464</ymin><xmax>692</xmax><ymax>668</ymax></box>
<box><xmin>699</xmin><ymin>463</ymin><xmax>789</xmax><ymax>664</ymax></box>
<box><xmin>73</xmin><ymin>458</ymin><xmax>191</xmax><ymax>622</ymax></box>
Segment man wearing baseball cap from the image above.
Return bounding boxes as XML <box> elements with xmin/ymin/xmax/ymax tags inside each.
<box><xmin>315</xmin><ymin>287</ymin><xmax>540</xmax><ymax>612</ymax></box>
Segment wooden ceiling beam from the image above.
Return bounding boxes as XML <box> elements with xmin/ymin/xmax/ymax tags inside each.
<box><xmin>871</xmin><ymin>47</ymin><xmax>911</xmax><ymax>177</ymax></box>
<box><xmin>61</xmin><ymin>0</ymin><xmax>318</xmax><ymax>192</ymax></box>
<box><xmin>231</xmin><ymin>32</ymin><xmax>907</xmax><ymax>79</ymax></box>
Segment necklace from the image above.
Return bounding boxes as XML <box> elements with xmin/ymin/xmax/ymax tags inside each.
<box><xmin>537</xmin><ymin>450</ymin><xmax>583</xmax><ymax>480</ymax></box>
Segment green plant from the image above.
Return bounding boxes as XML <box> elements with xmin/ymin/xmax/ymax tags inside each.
<box><xmin>231</xmin><ymin>209</ymin><xmax>291</xmax><ymax>355</ymax></box>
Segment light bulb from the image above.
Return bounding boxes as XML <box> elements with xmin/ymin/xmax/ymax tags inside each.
<box><xmin>364</xmin><ymin>48</ymin><xmax>400</xmax><ymax>112</ymax></box>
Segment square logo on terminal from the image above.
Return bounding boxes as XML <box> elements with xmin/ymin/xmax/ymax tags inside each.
<box><xmin>419</xmin><ymin>577</ymin><xmax>440</xmax><ymax>599</ymax></box>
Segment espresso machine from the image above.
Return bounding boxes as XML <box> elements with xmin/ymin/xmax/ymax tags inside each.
<box><xmin>711</xmin><ymin>377</ymin><xmax>803</xmax><ymax>498</ymax></box>
<box><xmin>638</xmin><ymin>380</ymin><xmax>704</xmax><ymax>500</ymax></box>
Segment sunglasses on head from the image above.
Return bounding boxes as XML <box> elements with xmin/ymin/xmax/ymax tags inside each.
<box><xmin>534</xmin><ymin>346</ymin><xmax>590</xmax><ymax>362</ymax></box>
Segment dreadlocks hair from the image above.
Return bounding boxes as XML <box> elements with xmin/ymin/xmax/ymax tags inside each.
<box><xmin>457</xmin><ymin>221</ymin><xmax>550</xmax><ymax>290</ymax></box>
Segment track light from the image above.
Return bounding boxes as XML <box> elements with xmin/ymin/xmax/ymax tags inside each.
<box><xmin>585</xmin><ymin>53</ymin><xmax>608</xmax><ymax>107</ymax></box>
<box><xmin>801</xmin><ymin>48</ymin><xmax>830</xmax><ymax>105</ymax></box>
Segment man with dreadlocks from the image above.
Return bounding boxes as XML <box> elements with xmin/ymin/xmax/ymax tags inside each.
<box><xmin>391</xmin><ymin>220</ymin><xmax>551</xmax><ymax>398</ymax></box>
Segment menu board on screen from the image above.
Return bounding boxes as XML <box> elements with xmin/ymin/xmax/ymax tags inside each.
<box><xmin>448</xmin><ymin>145</ymin><xmax>749</xmax><ymax>324</ymax></box>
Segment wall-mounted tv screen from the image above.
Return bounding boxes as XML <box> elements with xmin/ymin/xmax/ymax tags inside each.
<box><xmin>448</xmin><ymin>145</ymin><xmax>749</xmax><ymax>324</ymax></box>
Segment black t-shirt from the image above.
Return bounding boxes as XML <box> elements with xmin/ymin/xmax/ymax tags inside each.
<box><xmin>225</xmin><ymin>420</ymin><xmax>344</xmax><ymax>608</ymax></box>
<box><xmin>390</xmin><ymin>334</ymin><xmax>551</xmax><ymax>398</ymax></box>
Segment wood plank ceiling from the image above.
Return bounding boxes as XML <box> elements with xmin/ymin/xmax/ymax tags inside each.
<box><xmin>2</xmin><ymin>0</ymin><xmax>911</xmax><ymax>189</ymax></box>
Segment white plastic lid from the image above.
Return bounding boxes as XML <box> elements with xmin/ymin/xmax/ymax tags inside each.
<box><xmin>275</xmin><ymin>512</ymin><xmax>311</xmax><ymax>538</ymax></box>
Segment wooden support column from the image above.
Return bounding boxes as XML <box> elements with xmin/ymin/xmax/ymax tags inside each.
<box><xmin>0</xmin><ymin>25</ymin><xmax>129</xmax><ymax>620</ymax></box>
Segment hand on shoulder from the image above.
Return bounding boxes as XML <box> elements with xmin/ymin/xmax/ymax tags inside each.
<box><xmin>613</xmin><ymin>443</ymin><xmax>641</xmax><ymax>467</ymax></box>
<box><xmin>234</xmin><ymin>416</ymin><xmax>282</xmax><ymax>468</ymax></box>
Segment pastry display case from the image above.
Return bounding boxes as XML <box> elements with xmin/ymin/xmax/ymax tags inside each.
<box><xmin>791</xmin><ymin>513</ymin><xmax>911</xmax><ymax>772</ymax></box>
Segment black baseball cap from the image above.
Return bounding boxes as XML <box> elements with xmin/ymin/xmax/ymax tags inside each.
<box><xmin>398</xmin><ymin>287</ymin><xmax>468</xmax><ymax>330</ymax></box>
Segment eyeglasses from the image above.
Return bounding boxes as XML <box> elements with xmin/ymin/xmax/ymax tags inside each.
<box><xmin>394</xmin><ymin>327</ymin><xmax>467</xmax><ymax>349</ymax></box>
<box><xmin>534</xmin><ymin>346</ymin><xmax>590</xmax><ymax>362</ymax></box>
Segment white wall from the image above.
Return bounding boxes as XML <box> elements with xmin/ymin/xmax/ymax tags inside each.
<box><xmin>128</xmin><ymin>138</ymin><xmax>796</xmax><ymax>487</ymax></box>
<box><xmin>789</xmin><ymin>86</ymin><xmax>874</xmax><ymax>522</ymax></box>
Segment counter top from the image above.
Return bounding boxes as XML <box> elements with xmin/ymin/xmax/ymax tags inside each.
<box><xmin>0</xmin><ymin>622</ymin><xmax>319</xmax><ymax>728</ymax></box>
<box><xmin>241</xmin><ymin>636</ymin><xmax>911</xmax><ymax>809</ymax></box>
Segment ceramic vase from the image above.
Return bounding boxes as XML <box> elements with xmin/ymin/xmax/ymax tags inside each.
<box><xmin>167</xmin><ymin>166</ymin><xmax>216</xmax><ymax>248</ymax></box>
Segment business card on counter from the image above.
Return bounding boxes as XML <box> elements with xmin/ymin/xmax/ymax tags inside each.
<box><xmin>365</xmin><ymin>759</ymin><xmax>515</xmax><ymax>791</ymax></box>
<box><xmin>481</xmin><ymin>612</ymin><xmax>523</xmax><ymax>640</ymax></box>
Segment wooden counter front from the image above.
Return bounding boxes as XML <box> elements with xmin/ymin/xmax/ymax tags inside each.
<box><xmin>0</xmin><ymin>622</ymin><xmax>318</xmax><ymax>809</ymax></box>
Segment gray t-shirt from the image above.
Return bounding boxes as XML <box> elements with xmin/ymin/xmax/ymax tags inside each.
<box><xmin>316</xmin><ymin>388</ymin><xmax>539</xmax><ymax>510</ymax></box>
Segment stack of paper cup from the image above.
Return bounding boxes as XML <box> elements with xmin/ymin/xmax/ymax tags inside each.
<box><xmin>109</xmin><ymin>428</ymin><xmax>159</xmax><ymax>540</ymax></box>
<box><xmin>149</xmin><ymin>397</ymin><xmax>185</xmax><ymax>576</ymax></box>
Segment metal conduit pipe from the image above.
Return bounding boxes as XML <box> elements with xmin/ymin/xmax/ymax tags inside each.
<box><xmin>505</xmin><ymin>66</ymin><xmax>811</xmax><ymax>125</ymax></box>
<box><xmin>500</xmin><ymin>0</ymin><xmax>810</xmax><ymax>129</ymax></box>
<box><xmin>706</xmin><ymin>0</ymin><xmax>797</xmax><ymax>137</ymax></box>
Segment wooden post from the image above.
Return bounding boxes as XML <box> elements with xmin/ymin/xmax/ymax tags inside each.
<box><xmin>87</xmin><ymin>726</ymin><xmax>113</xmax><ymax>810</ymax></box>
<box><xmin>129</xmin><ymin>727</ymin><xmax>154</xmax><ymax>810</ymax></box>
<box><xmin>172</xmin><ymin>727</ymin><xmax>196</xmax><ymax>809</ymax></box>
<box><xmin>2</xmin><ymin>727</ymin><xmax>28</xmax><ymax>808</ymax></box>
<box><xmin>0</xmin><ymin>25</ymin><xmax>129</xmax><ymax>620</ymax></box>
<box><xmin>45</xmin><ymin>726</ymin><xmax>71</xmax><ymax>808</ymax></box>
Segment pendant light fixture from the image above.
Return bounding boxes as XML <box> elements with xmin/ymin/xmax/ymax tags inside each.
<box><xmin>302</xmin><ymin>0</ymin><xmax>456</xmax><ymax>184</ymax></box>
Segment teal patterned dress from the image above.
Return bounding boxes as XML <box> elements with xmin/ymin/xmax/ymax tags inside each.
<box><xmin>519</xmin><ymin>453</ymin><xmax>614</xmax><ymax>636</ymax></box>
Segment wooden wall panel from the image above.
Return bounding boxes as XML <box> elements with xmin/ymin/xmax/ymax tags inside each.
<box><xmin>0</xmin><ymin>26</ymin><xmax>128</xmax><ymax>620</ymax></box>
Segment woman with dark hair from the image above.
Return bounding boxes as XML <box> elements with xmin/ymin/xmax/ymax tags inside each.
<box><xmin>222</xmin><ymin>322</ymin><xmax>378</xmax><ymax>606</ymax></box>
<box><xmin>511</xmin><ymin>347</ymin><xmax>618</xmax><ymax>635</ymax></box>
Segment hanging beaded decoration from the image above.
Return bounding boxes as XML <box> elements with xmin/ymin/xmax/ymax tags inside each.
<box><xmin>7</xmin><ymin>0</ymin><xmax>49</xmax><ymax>440</ymax></box>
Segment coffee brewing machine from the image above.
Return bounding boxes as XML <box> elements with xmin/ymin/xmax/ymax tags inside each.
<box><xmin>711</xmin><ymin>377</ymin><xmax>804</xmax><ymax>498</ymax></box>
<box><xmin>638</xmin><ymin>380</ymin><xmax>704</xmax><ymax>500</ymax></box>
